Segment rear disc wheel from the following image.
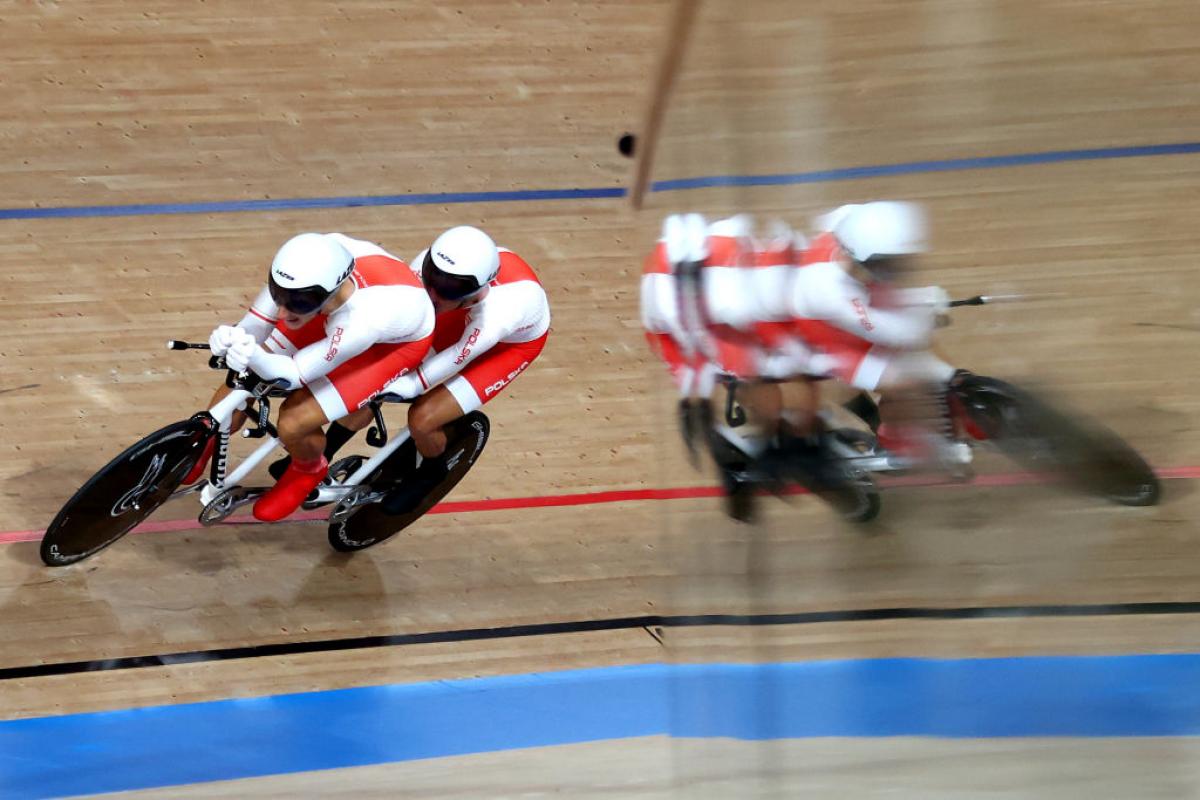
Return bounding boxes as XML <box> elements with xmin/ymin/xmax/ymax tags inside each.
<box><xmin>328</xmin><ymin>413</ymin><xmax>490</xmax><ymax>552</ymax></box>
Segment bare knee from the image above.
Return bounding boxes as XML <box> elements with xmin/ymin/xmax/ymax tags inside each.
<box><xmin>408</xmin><ymin>401</ymin><xmax>443</xmax><ymax>440</ymax></box>
<box><xmin>339</xmin><ymin>405</ymin><xmax>375</xmax><ymax>432</ymax></box>
<box><xmin>274</xmin><ymin>410</ymin><xmax>307</xmax><ymax>447</ymax></box>
<box><xmin>275</xmin><ymin>396</ymin><xmax>322</xmax><ymax>446</ymax></box>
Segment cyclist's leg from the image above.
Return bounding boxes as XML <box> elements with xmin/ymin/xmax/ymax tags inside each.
<box><xmin>253</xmin><ymin>314</ymin><xmax>360</xmax><ymax>479</ymax></box>
<box><xmin>412</xmin><ymin>333</ymin><xmax>548</xmax><ymax>455</ymax></box>
<box><xmin>872</xmin><ymin>349</ymin><xmax>958</xmax><ymax>463</ymax></box>
<box><xmin>408</xmin><ymin>386</ymin><xmax>466</xmax><ymax>459</ymax></box>
<box><xmin>253</xmin><ymin>388</ymin><xmax>331</xmax><ymax>521</ymax></box>
<box><xmin>779</xmin><ymin>375</ymin><xmax>821</xmax><ymax>434</ymax></box>
<box><xmin>183</xmin><ymin>383</ymin><xmax>252</xmax><ymax>484</ymax></box>
<box><xmin>275</xmin><ymin>389</ymin><xmax>330</xmax><ymax>462</ymax></box>
<box><xmin>267</xmin><ymin>412</ymin><xmax>364</xmax><ymax>480</ymax></box>
<box><xmin>257</xmin><ymin>335</ymin><xmax>434</xmax><ymax>521</ymax></box>
<box><xmin>384</xmin><ymin>333</ymin><xmax>547</xmax><ymax>513</ymax></box>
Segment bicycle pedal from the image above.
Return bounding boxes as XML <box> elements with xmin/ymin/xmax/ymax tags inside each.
<box><xmin>301</xmin><ymin>490</ymin><xmax>341</xmax><ymax>510</ymax></box>
<box><xmin>327</xmin><ymin>484</ymin><xmax>385</xmax><ymax>524</ymax></box>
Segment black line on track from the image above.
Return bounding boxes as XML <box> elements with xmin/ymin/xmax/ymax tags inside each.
<box><xmin>7</xmin><ymin>601</ymin><xmax>1200</xmax><ymax>681</ymax></box>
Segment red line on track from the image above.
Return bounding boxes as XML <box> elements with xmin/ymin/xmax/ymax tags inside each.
<box><xmin>3</xmin><ymin>466</ymin><xmax>1197</xmax><ymax>547</ymax></box>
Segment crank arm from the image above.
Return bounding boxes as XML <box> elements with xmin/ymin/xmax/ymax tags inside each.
<box><xmin>169</xmin><ymin>481</ymin><xmax>207</xmax><ymax>500</ymax></box>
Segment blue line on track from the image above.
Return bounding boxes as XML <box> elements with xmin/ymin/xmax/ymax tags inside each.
<box><xmin>0</xmin><ymin>187</ymin><xmax>627</xmax><ymax>220</ymax></box>
<box><xmin>1</xmin><ymin>142</ymin><xmax>1197</xmax><ymax>221</ymax></box>
<box><xmin>4</xmin><ymin>654</ymin><xmax>1200</xmax><ymax>798</ymax></box>
<box><xmin>650</xmin><ymin>141</ymin><xmax>1200</xmax><ymax>191</ymax></box>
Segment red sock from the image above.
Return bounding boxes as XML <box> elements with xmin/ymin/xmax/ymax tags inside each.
<box><xmin>253</xmin><ymin>455</ymin><xmax>328</xmax><ymax>522</ymax></box>
<box><xmin>182</xmin><ymin>437</ymin><xmax>216</xmax><ymax>485</ymax></box>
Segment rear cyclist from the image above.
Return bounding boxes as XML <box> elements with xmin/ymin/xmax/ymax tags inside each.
<box><xmin>325</xmin><ymin>225</ymin><xmax>551</xmax><ymax>513</ymax></box>
<box><xmin>188</xmin><ymin>232</ymin><xmax>435</xmax><ymax>521</ymax></box>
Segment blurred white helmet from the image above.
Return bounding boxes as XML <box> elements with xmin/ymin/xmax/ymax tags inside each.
<box><xmin>421</xmin><ymin>226</ymin><xmax>501</xmax><ymax>300</ymax></box>
<box><xmin>269</xmin><ymin>233</ymin><xmax>354</xmax><ymax>314</ymax></box>
<box><xmin>662</xmin><ymin>213</ymin><xmax>710</xmax><ymax>267</ymax></box>
<box><xmin>833</xmin><ymin>201</ymin><xmax>928</xmax><ymax>263</ymax></box>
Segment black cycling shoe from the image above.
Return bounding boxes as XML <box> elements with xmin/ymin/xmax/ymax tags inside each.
<box><xmin>842</xmin><ymin>392</ymin><xmax>881</xmax><ymax>434</ymax></box>
<box><xmin>678</xmin><ymin>398</ymin><xmax>714</xmax><ymax>469</ymax></box>
<box><xmin>723</xmin><ymin>476</ymin><xmax>758</xmax><ymax>523</ymax></box>
<box><xmin>268</xmin><ymin>456</ymin><xmax>290</xmax><ymax>481</ymax></box>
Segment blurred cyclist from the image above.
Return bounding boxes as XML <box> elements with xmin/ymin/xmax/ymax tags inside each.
<box><xmin>647</xmin><ymin>213</ymin><xmax>817</xmax><ymax>519</ymax></box>
<box><xmin>790</xmin><ymin>201</ymin><xmax>954</xmax><ymax>459</ymax></box>
<box><xmin>641</xmin><ymin>219</ymin><xmax>723</xmax><ymax>465</ymax></box>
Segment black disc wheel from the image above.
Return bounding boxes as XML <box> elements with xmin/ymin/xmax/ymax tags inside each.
<box><xmin>818</xmin><ymin>464</ymin><xmax>882</xmax><ymax>524</ymax></box>
<box><xmin>41</xmin><ymin>415</ymin><xmax>215</xmax><ymax>566</ymax></box>
<box><xmin>952</xmin><ymin>373</ymin><xmax>1159</xmax><ymax>506</ymax></box>
<box><xmin>328</xmin><ymin>412</ymin><xmax>490</xmax><ymax>552</ymax></box>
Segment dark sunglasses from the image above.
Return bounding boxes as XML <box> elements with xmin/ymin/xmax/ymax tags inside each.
<box><xmin>268</xmin><ymin>279</ymin><xmax>333</xmax><ymax>315</ymax></box>
<box><xmin>421</xmin><ymin>250</ymin><xmax>483</xmax><ymax>301</ymax></box>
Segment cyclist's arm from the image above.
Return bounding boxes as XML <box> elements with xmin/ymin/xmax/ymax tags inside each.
<box><xmin>236</xmin><ymin>285</ymin><xmax>281</xmax><ymax>344</ymax></box>
<box><xmin>414</xmin><ymin>306</ymin><xmax>507</xmax><ymax>392</ymax></box>
<box><xmin>248</xmin><ymin>287</ymin><xmax>431</xmax><ymax>389</ymax></box>
<box><xmin>800</xmin><ymin>266</ymin><xmax>935</xmax><ymax>350</ymax></box>
<box><xmin>642</xmin><ymin>273</ymin><xmax>697</xmax><ymax>355</ymax></box>
<box><xmin>890</xmin><ymin>285</ymin><xmax>948</xmax><ymax>311</ymax></box>
<box><xmin>242</xmin><ymin>318</ymin><xmax>373</xmax><ymax>390</ymax></box>
<box><xmin>417</xmin><ymin>281</ymin><xmax>547</xmax><ymax>391</ymax></box>
<box><xmin>206</xmin><ymin>286</ymin><xmax>276</xmax><ymax>422</ymax></box>
<box><xmin>821</xmin><ymin>294</ymin><xmax>935</xmax><ymax>350</ymax></box>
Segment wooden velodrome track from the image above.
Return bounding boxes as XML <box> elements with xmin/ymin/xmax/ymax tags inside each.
<box><xmin>1</xmin><ymin>1</ymin><xmax>1198</xmax><ymax>796</ymax></box>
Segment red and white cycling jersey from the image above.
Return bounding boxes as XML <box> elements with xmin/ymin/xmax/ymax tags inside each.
<box><xmin>640</xmin><ymin>241</ymin><xmax>715</xmax><ymax>396</ymax></box>
<box><xmin>693</xmin><ymin>216</ymin><xmax>815</xmax><ymax>381</ymax></box>
<box><xmin>701</xmin><ymin>215</ymin><xmax>800</xmax><ymax>330</ymax></box>
<box><xmin>393</xmin><ymin>247</ymin><xmax>551</xmax><ymax>413</ymax></box>
<box><xmin>237</xmin><ymin>233</ymin><xmax>435</xmax><ymax>419</ymax></box>
<box><xmin>788</xmin><ymin>231</ymin><xmax>938</xmax><ymax>390</ymax></box>
<box><xmin>650</xmin><ymin>212</ymin><xmax>940</xmax><ymax>391</ymax></box>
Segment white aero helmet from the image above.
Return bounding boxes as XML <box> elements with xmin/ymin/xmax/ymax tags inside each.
<box><xmin>268</xmin><ymin>233</ymin><xmax>354</xmax><ymax>314</ymax></box>
<box><xmin>832</xmin><ymin>201</ymin><xmax>928</xmax><ymax>263</ymax></box>
<box><xmin>420</xmin><ymin>225</ymin><xmax>501</xmax><ymax>300</ymax></box>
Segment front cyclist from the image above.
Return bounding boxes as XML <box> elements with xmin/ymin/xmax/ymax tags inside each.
<box><xmin>338</xmin><ymin>225</ymin><xmax>551</xmax><ymax>514</ymax></box>
<box><xmin>190</xmin><ymin>232</ymin><xmax>435</xmax><ymax>521</ymax></box>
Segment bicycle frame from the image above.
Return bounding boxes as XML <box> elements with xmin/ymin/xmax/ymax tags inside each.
<box><xmin>713</xmin><ymin>386</ymin><xmax>976</xmax><ymax>480</ymax></box>
<box><xmin>190</xmin><ymin>388</ymin><xmax>416</xmax><ymax>509</ymax></box>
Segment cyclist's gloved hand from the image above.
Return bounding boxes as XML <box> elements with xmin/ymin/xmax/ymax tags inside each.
<box><xmin>225</xmin><ymin>334</ymin><xmax>258</xmax><ymax>374</ymax></box>
<box><xmin>928</xmin><ymin>286</ymin><xmax>951</xmax><ymax>316</ymax></box>
<box><xmin>898</xmin><ymin>286</ymin><xmax>951</xmax><ymax>326</ymax></box>
<box><xmin>208</xmin><ymin>324</ymin><xmax>241</xmax><ymax>357</ymax></box>
<box><xmin>899</xmin><ymin>285</ymin><xmax>950</xmax><ymax>314</ymax></box>
<box><xmin>927</xmin><ymin>286</ymin><xmax>951</xmax><ymax>328</ymax></box>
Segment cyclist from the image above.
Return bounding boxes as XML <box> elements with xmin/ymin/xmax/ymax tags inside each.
<box><xmin>641</xmin><ymin>216</ymin><xmax>723</xmax><ymax>463</ymax></box>
<box><xmin>790</xmin><ymin>202</ymin><xmax>954</xmax><ymax>460</ymax></box>
<box><xmin>330</xmin><ymin>226</ymin><xmax>551</xmax><ymax>514</ymax></box>
<box><xmin>190</xmin><ymin>232</ymin><xmax>435</xmax><ymax>522</ymax></box>
<box><xmin>646</xmin><ymin>213</ymin><xmax>817</xmax><ymax>519</ymax></box>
